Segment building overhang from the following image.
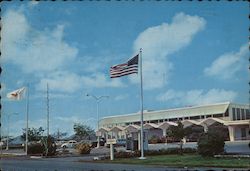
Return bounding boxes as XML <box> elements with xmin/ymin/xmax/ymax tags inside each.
<box><xmin>224</xmin><ymin>120</ymin><xmax>250</xmax><ymax>126</ymax></box>
<box><xmin>99</xmin><ymin>127</ymin><xmax>110</xmax><ymax>133</ymax></box>
<box><xmin>199</xmin><ymin>118</ymin><xmax>226</xmax><ymax>126</ymax></box>
<box><xmin>157</xmin><ymin>121</ymin><xmax>178</xmax><ymax>129</ymax></box>
<box><xmin>109</xmin><ymin>126</ymin><xmax>124</xmax><ymax>132</ymax></box>
<box><xmin>181</xmin><ymin>120</ymin><xmax>200</xmax><ymax>128</ymax></box>
<box><xmin>124</xmin><ymin>125</ymin><xmax>140</xmax><ymax>133</ymax></box>
<box><xmin>144</xmin><ymin>123</ymin><xmax>159</xmax><ymax>129</ymax></box>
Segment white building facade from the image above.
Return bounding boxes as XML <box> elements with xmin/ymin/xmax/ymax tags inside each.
<box><xmin>99</xmin><ymin>102</ymin><xmax>250</xmax><ymax>143</ymax></box>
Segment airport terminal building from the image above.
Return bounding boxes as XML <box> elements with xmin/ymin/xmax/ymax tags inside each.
<box><xmin>99</xmin><ymin>102</ymin><xmax>250</xmax><ymax>143</ymax></box>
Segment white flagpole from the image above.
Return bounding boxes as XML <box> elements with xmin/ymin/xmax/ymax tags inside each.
<box><xmin>25</xmin><ymin>84</ymin><xmax>29</xmax><ymax>155</ymax></box>
<box><xmin>46</xmin><ymin>83</ymin><xmax>50</xmax><ymax>156</ymax></box>
<box><xmin>139</xmin><ymin>48</ymin><xmax>145</xmax><ymax>159</ymax></box>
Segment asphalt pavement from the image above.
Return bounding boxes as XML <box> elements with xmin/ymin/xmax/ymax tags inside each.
<box><xmin>1</xmin><ymin>157</ymin><xmax>250</xmax><ymax>171</ymax></box>
<box><xmin>1</xmin><ymin>147</ymin><xmax>249</xmax><ymax>171</ymax></box>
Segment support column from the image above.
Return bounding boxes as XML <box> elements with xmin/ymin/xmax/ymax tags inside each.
<box><xmin>115</xmin><ymin>132</ymin><xmax>119</xmax><ymax>139</ymax></box>
<box><xmin>162</xmin><ymin>129</ymin><xmax>166</xmax><ymax>137</ymax></box>
<box><xmin>138</xmin><ymin>132</ymin><xmax>141</xmax><ymax>150</ymax></box>
<box><xmin>203</xmin><ymin>125</ymin><xmax>208</xmax><ymax>133</ymax></box>
<box><xmin>182</xmin><ymin>137</ymin><xmax>187</xmax><ymax>144</ymax></box>
<box><xmin>228</xmin><ymin>126</ymin><xmax>235</xmax><ymax>142</ymax></box>
<box><xmin>162</xmin><ymin>129</ymin><xmax>167</xmax><ymax>144</ymax></box>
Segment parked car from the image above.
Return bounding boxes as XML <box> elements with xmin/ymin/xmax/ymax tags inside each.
<box><xmin>61</xmin><ymin>140</ymin><xmax>77</xmax><ymax>148</ymax></box>
<box><xmin>55</xmin><ymin>140</ymin><xmax>67</xmax><ymax>147</ymax></box>
<box><xmin>91</xmin><ymin>138</ymin><xmax>106</xmax><ymax>148</ymax></box>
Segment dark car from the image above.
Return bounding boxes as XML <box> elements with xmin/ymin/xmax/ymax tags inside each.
<box><xmin>91</xmin><ymin>138</ymin><xmax>106</xmax><ymax>148</ymax></box>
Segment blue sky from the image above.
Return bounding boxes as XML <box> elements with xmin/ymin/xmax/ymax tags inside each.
<box><xmin>1</xmin><ymin>1</ymin><xmax>249</xmax><ymax>137</ymax></box>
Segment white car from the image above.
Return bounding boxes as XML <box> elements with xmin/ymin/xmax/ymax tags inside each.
<box><xmin>61</xmin><ymin>140</ymin><xmax>77</xmax><ymax>148</ymax></box>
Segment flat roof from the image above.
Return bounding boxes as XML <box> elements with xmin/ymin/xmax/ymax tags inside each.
<box><xmin>99</xmin><ymin>102</ymin><xmax>248</xmax><ymax>126</ymax></box>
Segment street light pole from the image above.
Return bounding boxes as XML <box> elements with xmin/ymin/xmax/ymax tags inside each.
<box><xmin>6</xmin><ymin>113</ymin><xmax>18</xmax><ymax>150</ymax></box>
<box><xmin>86</xmin><ymin>94</ymin><xmax>108</xmax><ymax>148</ymax></box>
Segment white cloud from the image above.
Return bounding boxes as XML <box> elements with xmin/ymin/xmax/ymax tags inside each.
<box><xmin>113</xmin><ymin>94</ymin><xmax>129</xmax><ymax>101</ymax></box>
<box><xmin>2</xmin><ymin>9</ymin><xmax>78</xmax><ymax>73</ymax></box>
<box><xmin>3</xmin><ymin>9</ymin><xmax>125</xmax><ymax>93</ymax></box>
<box><xmin>28</xmin><ymin>1</ymin><xmax>39</xmax><ymax>7</ymax></box>
<box><xmin>36</xmin><ymin>71</ymin><xmax>125</xmax><ymax>93</ymax></box>
<box><xmin>36</xmin><ymin>71</ymin><xmax>83</xmax><ymax>93</ymax></box>
<box><xmin>55</xmin><ymin>116</ymin><xmax>81</xmax><ymax>124</ymax></box>
<box><xmin>81</xmin><ymin>73</ymin><xmax>125</xmax><ymax>88</ymax></box>
<box><xmin>204</xmin><ymin>44</ymin><xmax>248</xmax><ymax>79</ymax></box>
<box><xmin>132</xmin><ymin>12</ymin><xmax>206</xmax><ymax>89</ymax></box>
<box><xmin>157</xmin><ymin>89</ymin><xmax>237</xmax><ymax>106</ymax></box>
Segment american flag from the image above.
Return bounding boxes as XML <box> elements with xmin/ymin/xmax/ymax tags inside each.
<box><xmin>110</xmin><ymin>54</ymin><xmax>139</xmax><ymax>78</ymax></box>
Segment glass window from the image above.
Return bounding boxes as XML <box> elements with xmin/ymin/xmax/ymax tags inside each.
<box><xmin>241</xmin><ymin>128</ymin><xmax>246</xmax><ymax>138</ymax></box>
<box><xmin>241</xmin><ymin>109</ymin><xmax>246</xmax><ymax>120</ymax></box>
<box><xmin>150</xmin><ymin>120</ymin><xmax>158</xmax><ymax>124</ymax></box>
<box><xmin>232</xmin><ymin>108</ymin><xmax>236</xmax><ymax>119</ymax></box>
<box><xmin>184</xmin><ymin>117</ymin><xmax>189</xmax><ymax>120</ymax></box>
<box><xmin>190</xmin><ymin>116</ymin><xmax>200</xmax><ymax>120</ymax></box>
<box><xmin>169</xmin><ymin>118</ymin><xmax>177</xmax><ymax>121</ymax></box>
<box><xmin>233</xmin><ymin>113</ymin><xmax>236</xmax><ymax>120</ymax></box>
<box><xmin>237</xmin><ymin>108</ymin><xmax>241</xmax><ymax>120</ymax></box>
<box><xmin>213</xmin><ymin>113</ymin><xmax>223</xmax><ymax>118</ymax></box>
<box><xmin>246</xmin><ymin>109</ymin><xmax>250</xmax><ymax>119</ymax></box>
<box><xmin>206</xmin><ymin>115</ymin><xmax>212</xmax><ymax>118</ymax></box>
<box><xmin>224</xmin><ymin>109</ymin><xmax>229</xmax><ymax>117</ymax></box>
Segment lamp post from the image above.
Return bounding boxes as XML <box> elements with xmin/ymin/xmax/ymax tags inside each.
<box><xmin>6</xmin><ymin>113</ymin><xmax>18</xmax><ymax>150</ymax></box>
<box><xmin>86</xmin><ymin>94</ymin><xmax>109</xmax><ymax>148</ymax></box>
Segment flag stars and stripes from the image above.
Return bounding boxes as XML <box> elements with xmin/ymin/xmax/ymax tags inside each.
<box><xmin>110</xmin><ymin>54</ymin><xmax>139</xmax><ymax>78</ymax></box>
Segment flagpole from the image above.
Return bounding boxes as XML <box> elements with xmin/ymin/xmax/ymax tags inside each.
<box><xmin>26</xmin><ymin>84</ymin><xmax>29</xmax><ymax>155</ymax></box>
<box><xmin>46</xmin><ymin>83</ymin><xmax>50</xmax><ymax>156</ymax></box>
<box><xmin>139</xmin><ymin>48</ymin><xmax>145</xmax><ymax>159</ymax></box>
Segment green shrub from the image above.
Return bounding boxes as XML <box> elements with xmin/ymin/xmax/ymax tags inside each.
<box><xmin>28</xmin><ymin>143</ymin><xmax>44</xmax><ymax>154</ymax></box>
<box><xmin>197</xmin><ymin>129</ymin><xmax>225</xmax><ymax>157</ymax></box>
<box><xmin>28</xmin><ymin>136</ymin><xmax>57</xmax><ymax>156</ymax></box>
<box><xmin>113</xmin><ymin>148</ymin><xmax>196</xmax><ymax>158</ymax></box>
<box><xmin>114</xmin><ymin>151</ymin><xmax>140</xmax><ymax>158</ymax></box>
<box><xmin>145</xmin><ymin>148</ymin><xmax>196</xmax><ymax>156</ymax></box>
<box><xmin>76</xmin><ymin>143</ymin><xmax>91</xmax><ymax>154</ymax></box>
<box><xmin>182</xmin><ymin>148</ymin><xmax>197</xmax><ymax>154</ymax></box>
<box><xmin>149</xmin><ymin>136</ymin><xmax>159</xmax><ymax>144</ymax></box>
<box><xmin>149</xmin><ymin>136</ymin><xmax>167</xmax><ymax>144</ymax></box>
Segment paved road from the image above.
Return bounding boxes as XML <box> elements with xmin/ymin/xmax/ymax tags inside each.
<box><xmin>1</xmin><ymin>157</ymin><xmax>249</xmax><ymax>171</ymax></box>
<box><xmin>0</xmin><ymin>158</ymin><xmax>180</xmax><ymax>171</ymax></box>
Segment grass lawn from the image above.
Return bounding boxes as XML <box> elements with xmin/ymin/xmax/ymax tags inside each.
<box><xmin>0</xmin><ymin>154</ymin><xmax>15</xmax><ymax>158</ymax></box>
<box><xmin>99</xmin><ymin>154</ymin><xmax>250</xmax><ymax>168</ymax></box>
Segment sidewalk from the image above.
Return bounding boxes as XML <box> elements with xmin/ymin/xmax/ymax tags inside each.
<box><xmin>0</xmin><ymin>149</ymin><xmax>26</xmax><ymax>156</ymax></box>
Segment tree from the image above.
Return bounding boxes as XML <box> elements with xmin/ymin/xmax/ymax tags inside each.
<box><xmin>21</xmin><ymin>127</ymin><xmax>44</xmax><ymax>142</ymax></box>
<box><xmin>73</xmin><ymin>123</ymin><xmax>95</xmax><ymax>140</ymax></box>
<box><xmin>197</xmin><ymin>129</ymin><xmax>225</xmax><ymax>157</ymax></box>
<box><xmin>167</xmin><ymin>121</ymin><xmax>191</xmax><ymax>155</ymax></box>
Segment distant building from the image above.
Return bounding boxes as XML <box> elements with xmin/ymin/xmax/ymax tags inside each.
<box><xmin>99</xmin><ymin>102</ymin><xmax>250</xmax><ymax>142</ymax></box>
